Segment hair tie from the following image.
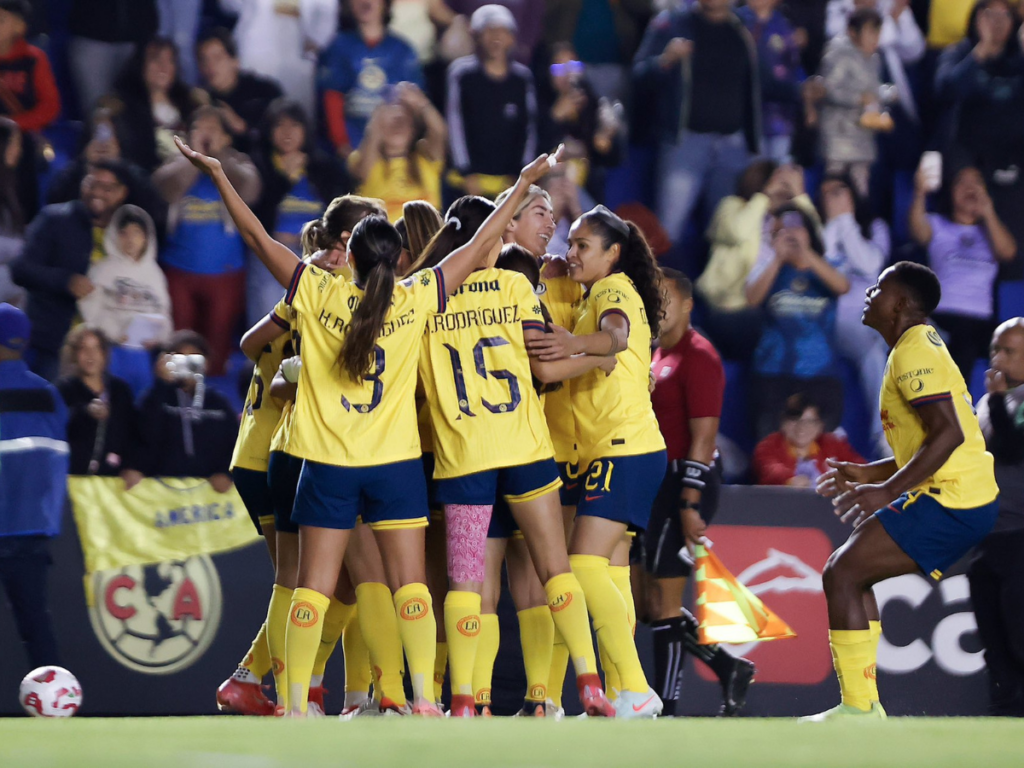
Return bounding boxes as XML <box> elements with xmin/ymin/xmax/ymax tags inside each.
<box><xmin>448</xmin><ymin>216</ymin><xmax>462</xmax><ymax>231</ymax></box>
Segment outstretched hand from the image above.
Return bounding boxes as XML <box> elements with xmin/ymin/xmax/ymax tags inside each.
<box><xmin>815</xmin><ymin>458</ymin><xmax>864</xmax><ymax>498</ymax></box>
<box><xmin>521</xmin><ymin>144</ymin><xmax>565</xmax><ymax>186</ymax></box>
<box><xmin>174</xmin><ymin>135</ymin><xmax>222</xmax><ymax>175</ymax></box>
<box><xmin>831</xmin><ymin>483</ymin><xmax>896</xmax><ymax>528</ymax></box>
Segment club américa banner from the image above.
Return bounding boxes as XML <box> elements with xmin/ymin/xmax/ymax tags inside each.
<box><xmin>68</xmin><ymin>476</ymin><xmax>261</xmax><ymax>581</ymax></box>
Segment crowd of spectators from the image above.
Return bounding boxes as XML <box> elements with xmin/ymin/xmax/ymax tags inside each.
<box><xmin>0</xmin><ymin>0</ymin><xmax>1022</xmax><ymax>485</ymax></box>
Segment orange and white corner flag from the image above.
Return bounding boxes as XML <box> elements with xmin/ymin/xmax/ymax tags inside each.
<box><xmin>694</xmin><ymin>543</ymin><xmax>796</xmax><ymax>645</ymax></box>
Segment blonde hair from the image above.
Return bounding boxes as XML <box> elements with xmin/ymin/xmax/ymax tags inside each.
<box><xmin>495</xmin><ymin>184</ymin><xmax>552</xmax><ymax>219</ymax></box>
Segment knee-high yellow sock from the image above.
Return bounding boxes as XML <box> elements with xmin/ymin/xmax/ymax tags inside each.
<box><xmin>518</xmin><ymin>606</ymin><xmax>554</xmax><ymax>703</ymax></box>
<box><xmin>598</xmin><ymin>637</ymin><xmax>620</xmax><ymax>699</ymax></box>
<box><xmin>284</xmin><ymin>588</ymin><xmax>330</xmax><ymax>714</ymax></box>
<box><xmin>444</xmin><ymin>591</ymin><xmax>482</xmax><ymax>696</ymax></box>
<box><xmin>240</xmin><ymin>620</ymin><xmax>273</xmax><ymax>678</ymax></box>
<box><xmin>434</xmin><ymin>641</ymin><xmax>448</xmax><ymax>702</ymax></box>
<box><xmin>570</xmin><ymin>554</ymin><xmax>648</xmax><ymax>693</ymax></box>
<box><xmin>868</xmin><ymin>621</ymin><xmax>882</xmax><ymax>703</ymax></box>
<box><xmin>394</xmin><ymin>583</ymin><xmax>437</xmax><ymax>703</ymax></box>
<box><xmin>312</xmin><ymin>597</ymin><xmax>355</xmax><ymax>684</ymax></box>
<box><xmin>609</xmin><ymin>566</ymin><xmax>636</xmax><ymax>635</ymax></box>
<box><xmin>356</xmin><ymin>582</ymin><xmax>407</xmax><ymax>706</ymax></box>
<box><xmin>548</xmin><ymin>624</ymin><xmax>570</xmax><ymax>707</ymax></box>
<box><xmin>544</xmin><ymin>571</ymin><xmax>597</xmax><ymax>676</ymax></box>
<box><xmin>473</xmin><ymin>614</ymin><xmax>500</xmax><ymax>706</ymax></box>
<box><xmin>829</xmin><ymin>629</ymin><xmax>876</xmax><ymax>711</ymax></box>
<box><xmin>267</xmin><ymin>584</ymin><xmax>292</xmax><ymax>710</ymax></box>
<box><xmin>342</xmin><ymin>608</ymin><xmax>372</xmax><ymax>704</ymax></box>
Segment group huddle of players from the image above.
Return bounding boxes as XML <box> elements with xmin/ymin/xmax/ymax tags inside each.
<box><xmin>177</xmin><ymin>131</ymin><xmax>1000</xmax><ymax>723</ymax></box>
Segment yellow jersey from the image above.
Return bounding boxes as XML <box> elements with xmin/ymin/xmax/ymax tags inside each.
<box><xmin>880</xmin><ymin>324</ymin><xmax>998</xmax><ymax>509</ymax></box>
<box><xmin>285</xmin><ymin>262</ymin><xmax>447</xmax><ymax>467</ymax></box>
<box><xmin>420</xmin><ymin>268</ymin><xmax>554</xmax><ymax>479</ymax></box>
<box><xmin>539</xmin><ymin>258</ymin><xmax>584</xmax><ymax>463</ymax></box>
<box><xmin>570</xmin><ymin>272</ymin><xmax>666</xmax><ymax>465</ymax></box>
<box><xmin>351</xmin><ymin>153</ymin><xmax>443</xmax><ymax>222</ymax></box>
<box><xmin>268</xmin><ymin>298</ymin><xmax>300</xmax><ymax>455</ymax></box>
<box><xmin>230</xmin><ymin>314</ymin><xmax>290</xmax><ymax>472</ymax></box>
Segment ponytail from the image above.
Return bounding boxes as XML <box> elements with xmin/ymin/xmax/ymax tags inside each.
<box><xmin>300</xmin><ymin>218</ymin><xmax>326</xmax><ymax>257</ymax></box>
<box><xmin>406</xmin><ymin>195</ymin><xmax>495</xmax><ymax>275</ymax></box>
<box><xmin>339</xmin><ymin>216</ymin><xmax>402</xmax><ymax>380</ymax></box>
<box><xmin>578</xmin><ymin>206</ymin><xmax>665</xmax><ymax>338</ymax></box>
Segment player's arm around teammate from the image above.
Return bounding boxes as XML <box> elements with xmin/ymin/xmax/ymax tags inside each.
<box><xmin>527</xmin><ymin>205</ymin><xmax>669</xmax><ymax>718</ymax></box>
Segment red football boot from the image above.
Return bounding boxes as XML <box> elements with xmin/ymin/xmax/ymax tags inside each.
<box><xmin>216</xmin><ymin>677</ymin><xmax>276</xmax><ymax>716</ymax></box>
<box><xmin>448</xmin><ymin>694</ymin><xmax>477</xmax><ymax>718</ymax></box>
<box><xmin>577</xmin><ymin>674</ymin><xmax>616</xmax><ymax>718</ymax></box>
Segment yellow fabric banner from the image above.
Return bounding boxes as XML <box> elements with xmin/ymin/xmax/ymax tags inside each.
<box><xmin>69</xmin><ymin>476</ymin><xmax>261</xmax><ymax>576</ymax></box>
<box><xmin>694</xmin><ymin>544</ymin><xmax>797</xmax><ymax>645</ymax></box>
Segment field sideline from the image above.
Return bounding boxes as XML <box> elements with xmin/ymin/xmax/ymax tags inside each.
<box><xmin>2</xmin><ymin>717</ymin><xmax>1024</xmax><ymax>768</ymax></box>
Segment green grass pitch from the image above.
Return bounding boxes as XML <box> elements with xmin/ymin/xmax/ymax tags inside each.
<box><xmin>3</xmin><ymin>717</ymin><xmax>1024</xmax><ymax>768</ymax></box>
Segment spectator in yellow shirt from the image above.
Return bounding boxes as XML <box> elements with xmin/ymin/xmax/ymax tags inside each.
<box><xmin>348</xmin><ymin>82</ymin><xmax>446</xmax><ymax>221</ymax></box>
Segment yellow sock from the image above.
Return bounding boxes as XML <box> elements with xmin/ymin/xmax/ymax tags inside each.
<box><xmin>284</xmin><ymin>587</ymin><xmax>330</xmax><ymax>714</ymax></box>
<box><xmin>518</xmin><ymin>606</ymin><xmax>554</xmax><ymax>703</ymax></box>
<box><xmin>547</xmin><ymin>625</ymin><xmax>569</xmax><ymax>707</ymax></box>
<box><xmin>312</xmin><ymin>597</ymin><xmax>355</xmax><ymax>681</ymax></box>
<box><xmin>598</xmin><ymin>637</ymin><xmax>620</xmax><ymax>700</ymax></box>
<box><xmin>342</xmin><ymin>608</ymin><xmax>372</xmax><ymax>700</ymax></box>
<box><xmin>570</xmin><ymin>554</ymin><xmax>648</xmax><ymax>693</ymax></box>
<box><xmin>394</xmin><ymin>583</ymin><xmax>437</xmax><ymax>703</ymax></box>
<box><xmin>473</xmin><ymin>614</ymin><xmax>500</xmax><ymax>706</ymax></box>
<box><xmin>829</xmin><ymin>629</ymin><xmax>876</xmax><ymax>711</ymax></box>
<box><xmin>356</xmin><ymin>582</ymin><xmax>407</xmax><ymax>706</ymax></box>
<box><xmin>868</xmin><ymin>621</ymin><xmax>882</xmax><ymax>703</ymax></box>
<box><xmin>544</xmin><ymin>571</ymin><xmax>597</xmax><ymax>676</ymax></box>
<box><xmin>267</xmin><ymin>584</ymin><xmax>292</xmax><ymax>710</ymax></box>
<box><xmin>609</xmin><ymin>566</ymin><xmax>636</xmax><ymax>636</ymax></box>
<box><xmin>434</xmin><ymin>641</ymin><xmax>448</xmax><ymax>702</ymax></box>
<box><xmin>240</xmin><ymin>620</ymin><xmax>273</xmax><ymax>678</ymax></box>
<box><xmin>444</xmin><ymin>590</ymin><xmax>482</xmax><ymax>696</ymax></box>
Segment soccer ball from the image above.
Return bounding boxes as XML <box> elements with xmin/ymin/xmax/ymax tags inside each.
<box><xmin>18</xmin><ymin>666</ymin><xmax>82</xmax><ymax>718</ymax></box>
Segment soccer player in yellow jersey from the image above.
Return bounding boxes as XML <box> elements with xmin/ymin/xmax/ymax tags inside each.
<box><xmin>413</xmin><ymin>190</ymin><xmax>618</xmax><ymax>718</ymax></box>
<box><xmin>176</xmin><ymin>135</ymin><xmax>566</xmax><ymax>717</ymax></box>
<box><xmin>809</xmin><ymin>262</ymin><xmax>1000</xmax><ymax>721</ymax></box>
<box><xmin>529</xmin><ymin>205</ymin><xmax>668</xmax><ymax>719</ymax></box>
<box><xmin>215</xmin><ymin>321</ymin><xmax>290</xmax><ymax>716</ymax></box>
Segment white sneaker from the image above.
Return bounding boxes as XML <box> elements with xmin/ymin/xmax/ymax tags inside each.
<box><xmin>612</xmin><ymin>688</ymin><xmax>663</xmax><ymax>720</ymax></box>
<box><xmin>307</xmin><ymin>702</ymin><xmax>325</xmax><ymax>718</ymax></box>
<box><xmin>545</xmin><ymin>700</ymin><xmax>565</xmax><ymax>720</ymax></box>
<box><xmin>338</xmin><ymin>698</ymin><xmax>380</xmax><ymax>721</ymax></box>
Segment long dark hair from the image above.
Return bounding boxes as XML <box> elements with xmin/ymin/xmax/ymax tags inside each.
<box><xmin>340</xmin><ymin>216</ymin><xmax>402</xmax><ymax>380</ymax></box>
<box><xmin>312</xmin><ymin>195</ymin><xmax>387</xmax><ymax>252</ymax></box>
<box><xmin>117</xmin><ymin>37</ymin><xmax>195</xmax><ymax>114</ymax></box>
<box><xmin>260</xmin><ymin>98</ymin><xmax>315</xmax><ymax>158</ymax></box>
<box><xmin>401</xmin><ymin>200</ymin><xmax>444</xmax><ymax>266</ymax></box>
<box><xmin>576</xmin><ymin>207</ymin><xmax>665</xmax><ymax>338</ymax></box>
<box><xmin>407</xmin><ymin>195</ymin><xmax>495</xmax><ymax>274</ymax></box>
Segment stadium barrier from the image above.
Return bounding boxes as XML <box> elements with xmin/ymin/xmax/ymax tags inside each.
<box><xmin>0</xmin><ymin>485</ymin><xmax>987</xmax><ymax>716</ymax></box>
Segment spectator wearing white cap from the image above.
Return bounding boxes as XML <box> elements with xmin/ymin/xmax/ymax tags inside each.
<box><xmin>446</xmin><ymin>4</ymin><xmax>537</xmax><ymax>199</ymax></box>
<box><xmin>445</xmin><ymin>0</ymin><xmax>545</xmax><ymax>65</ymax></box>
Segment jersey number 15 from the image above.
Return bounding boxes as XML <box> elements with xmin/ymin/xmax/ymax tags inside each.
<box><xmin>444</xmin><ymin>337</ymin><xmax>521</xmax><ymax>417</ymax></box>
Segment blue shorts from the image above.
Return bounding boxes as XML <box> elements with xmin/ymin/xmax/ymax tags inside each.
<box><xmin>435</xmin><ymin>458</ymin><xmax>562</xmax><ymax>507</ymax></box>
<box><xmin>575</xmin><ymin>451</ymin><xmax>668</xmax><ymax>531</ymax></box>
<box><xmin>876</xmin><ymin>492</ymin><xmax>1000</xmax><ymax>580</ymax></box>
<box><xmin>559</xmin><ymin>460</ymin><xmax>581</xmax><ymax>507</ymax></box>
<box><xmin>232</xmin><ymin>467</ymin><xmax>275</xmax><ymax>534</ymax></box>
<box><xmin>422</xmin><ymin>452</ymin><xmax>440</xmax><ymax>513</ymax></box>
<box><xmin>268</xmin><ymin>451</ymin><xmax>304</xmax><ymax>534</ymax></box>
<box><xmin>487</xmin><ymin>498</ymin><xmax>525</xmax><ymax>540</ymax></box>
<box><xmin>293</xmin><ymin>458</ymin><xmax>429</xmax><ymax>531</ymax></box>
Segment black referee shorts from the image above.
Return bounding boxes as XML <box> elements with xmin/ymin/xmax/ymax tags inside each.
<box><xmin>640</xmin><ymin>459</ymin><xmax>722</xmax><ymax>579</ymax></box>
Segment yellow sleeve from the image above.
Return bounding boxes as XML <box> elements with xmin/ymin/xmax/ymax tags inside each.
<box><xmin>591</xmin><ymin>278</ymin><xmax>636</xmax><ymax>333</ymax></box>
<box><xmin>270</xmin><ymin>297</ymin><xmax>290</xmax><ymax>331</ymax></box>
<box><xmin>510</xmin><ymin>273</ymin><xmax>546</xmax><ymax>335</ymax></box>
<box><xmin>400</xmin><ymin>267</ymin><xmax>448</xmax><ymax>315</ymax></box>
<box><xmin>892</xmin><ymin>331</ymin><xmax>954</xmax><ymax>409</ymax></box>
<box><xmin>284</xmin><ymin>262</ymin><xmax>332</xmax><ymax>316</ymax></box>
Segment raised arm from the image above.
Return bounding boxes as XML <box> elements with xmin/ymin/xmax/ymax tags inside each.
<box><xmin>175</xmin><ymin>136</ymin><xmax>300</xmax><ymax>286</ymax></box>
<box><xmin>240</xmin><ymin>313</ymin><xmax>288</xmax><ymax>361</ymax></box>
<box><xmin>435</xmin><ymin>147</ymin><xmax>563</xmax><ymax>293</ymax></box>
